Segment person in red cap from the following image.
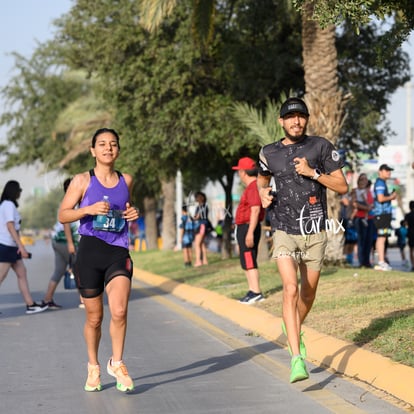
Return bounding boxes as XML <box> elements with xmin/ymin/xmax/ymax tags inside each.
<box><xmin>232</xmin><ymin>157</ymin><xmax>265</xmax><ymax>304</ymax></box>
<box><xmin>257</xmin><ymin>97</ymin><xmax>348</xmax><ymax>383</ymax></box>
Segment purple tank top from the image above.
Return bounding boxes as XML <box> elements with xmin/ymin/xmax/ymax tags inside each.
<box><xmin>78</xmin><ymin>170</ymin><xmax>130</xmax><ymax>248</ymax></box>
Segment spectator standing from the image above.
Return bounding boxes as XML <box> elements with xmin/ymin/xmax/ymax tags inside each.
<box><xmin>257</xmin><ymin>97</ymin><xmax>347</xmax><ymax>383</ymax></box>
<box><xmin>404</xmin><ymin>201</ymin><xmax>414</xmax><ymax>271</ymax></box>
<box><xmin>395</xmin><ymin>219</ymin><xmax>409</xmax><ymax>269</ymax></box>
<box><xmin>232</xmin><ymin>157</ymin><xmax>266</xmax><ymax>304</ymax></box>
<box><xmin>179</xmin><ymin>205</ymin><xmax>194</xmax><ymax>267</ymax></box>
<box><xmin>352</xmin><ymin>173</ymin><xmax>375</xmax><ymax>268</ymax></box>
<box><xmin>58</xmin><ymin>128</ymin><xmax>139</xmax><ymax>392</ymax></box>
<box><xmin>193</xmin><ymin>191</ymin><xmax>209</xmax><ymax>267</ymax></box>
<box><xmin>215</xmin><ymin>219</ymin><xmax>224</xmax><ymax>252</ymax></box>
<box><xmin>340</xmin><ymin>191</ymin><xmax>357</xmax><ymax>265</ymax></box>
<box><xmin>128</xmin><ymin>219</ymin><xmax>138</xmax><ymax>250</ymax></box>
<box><xmin>137</xmin><ymin>215</ymin><xmax>147</xmax><ymax>251</ymax></box>
<box><xmin>373</xmin><ymin>164</ymin><xmax>397</xmax><ymax>271</ymax></box>
<box><xmin>41</xmin><ymin>178</ymin><xmax>80</xmax><ymax>309</ymax></box>
<box><xmin>0</xmin><ymin>181</ymin><xmax>48</xmax><ymax>314</ymax></box>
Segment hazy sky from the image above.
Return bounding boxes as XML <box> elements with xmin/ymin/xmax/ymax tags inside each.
<box><xmin>0</xmin><ymin>1</ymin><xmax>72</xmax><ymax>200</ymax></box>
<box><xmin>0</xmin><ymin>1</ymin><xmax>413</xmax><ymax>199</ymax></box>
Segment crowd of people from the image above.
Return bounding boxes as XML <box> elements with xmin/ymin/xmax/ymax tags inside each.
<box><xmin>342</xmin><ymin>164</ymin><xmax>414</xmax><ymax>271</ymax></box>
<box><xmin>178</xmin><ymin>191</ymin><xmax>213</xmax><ymax>267</ymax></box>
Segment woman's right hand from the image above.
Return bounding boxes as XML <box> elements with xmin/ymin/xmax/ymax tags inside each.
<box><xmin>89</xmin><ymin>200</ymin><xmax>110</xmax><ymax>216</ymax></box>
<box><xmin>18</xmin><ymin>245</ymin><xmax>30</xmax><ymax>258</ymax></box>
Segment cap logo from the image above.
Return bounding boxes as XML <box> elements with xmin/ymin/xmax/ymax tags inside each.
<box><xmin>288</xmin><ymin>103</ymin><xmax>304</xmax><ymax>111</ymax></box>
<box><xmin>280</xmin><ymin>98</ymin><xmax>309</xmax><ymax>117</ymax></box>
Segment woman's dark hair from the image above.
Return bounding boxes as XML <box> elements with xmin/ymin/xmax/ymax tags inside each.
<box><xmin>91</xmin><ymin>128</ymin><xmax>120</xmax><ymax>149</ymax></box>
<box><xmin>63</xmin><ymin>178</ymin><xmax>72</xmax><ymax>193</ymax></box>
<box><xmin>1</xmin><ymin>180</ymin><xmax>22</xmax><ymax>207</ymax></box>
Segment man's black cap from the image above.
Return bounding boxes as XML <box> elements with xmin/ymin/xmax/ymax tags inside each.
<box><xmin>280</xmin><ymin>97</ymin><xmax>309</xmax><ymax>118</ymax></box>
<box><xmin>379</xmin><ymin>164</ymin><xmax>394</xmax><ymax>171</ymax></box>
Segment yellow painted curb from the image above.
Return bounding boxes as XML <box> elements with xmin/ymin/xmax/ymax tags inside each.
<box><xmin>134</xmin><ymin>268</ymin><xmax>414</xmax><ymax>407</ymax></box>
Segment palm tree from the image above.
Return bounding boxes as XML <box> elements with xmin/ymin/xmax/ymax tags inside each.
<box><xmin>231</xmin><ymin>98</ymin><xmax>285</xmax><ymax>147</ymax></box>
<box><xmin>53</xmin><ymin>80</ymin><xmax>168</xmax><ymax>250</ymax></box>
<box><xmin>301</xmin><ymin>1</ymin><xmax>351</xmax><ymax>262</ymax></box>
<box><xmin>140</xmin><ymin>0</ymin><xmax>350</xmax><ymax>262</ymax></box>
<box><xmin>140</xmin><ymin>0</ymin><xmax>215</xmax><ymax>51</ymax></box>
<box><xmin>231</xmin><ymin>98</ymin><xmax>285</xmax><ymax>263</ymax></box>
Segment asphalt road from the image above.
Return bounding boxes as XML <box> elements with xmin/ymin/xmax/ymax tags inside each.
<box><xmin>0</xmin><ymin>240</ymin><xmax>409</xmax><ymax>414</ymax></box>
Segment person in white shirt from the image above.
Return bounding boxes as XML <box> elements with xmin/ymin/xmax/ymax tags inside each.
<box><xmin>0</xmin><ymin>180</ymin><xmax>48</xmax><ymax>314</ymax></box>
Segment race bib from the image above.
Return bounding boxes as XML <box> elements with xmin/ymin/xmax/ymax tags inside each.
<box><xmin>93</xmin><ymin>209</ymin><xmax>125</xmax><ymax>232</ymax></box>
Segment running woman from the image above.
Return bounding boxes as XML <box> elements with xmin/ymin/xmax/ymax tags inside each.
<box><xmin>59</xmin><ymin>128</ymin><xmax>139</xmax><ymax>392</ymax></box>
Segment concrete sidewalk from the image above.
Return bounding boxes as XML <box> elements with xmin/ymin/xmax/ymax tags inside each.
<box><xmin>134</xmin><ymin>269</ymin><xmax>414</xmax><ymax>408</ymax></box>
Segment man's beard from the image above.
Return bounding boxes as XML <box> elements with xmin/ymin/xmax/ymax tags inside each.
<box><xmin>283</xmin><ymin>126</ymin><xmax>307</xmax><ymax>142</ymax></box>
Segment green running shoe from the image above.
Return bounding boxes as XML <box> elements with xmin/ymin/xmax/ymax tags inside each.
<box><xmin>281</xmin><ymin>321</ymin><xmax>307</xmax><ymax>358</ymax></box>
<box><xmin>290</xmin><ymin>356</ymin><xmax>309</xmax><ymax>383</ymax></box>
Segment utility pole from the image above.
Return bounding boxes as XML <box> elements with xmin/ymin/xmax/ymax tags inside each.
<box><xmin>406</xmin><ymin>82</ymin><xmax>413</xmax><ymax>204</ymax></box>
<box><xmin>176</xmin><ymin>169</ymin><xmax>183</xmax><ymax>249</ymax></box>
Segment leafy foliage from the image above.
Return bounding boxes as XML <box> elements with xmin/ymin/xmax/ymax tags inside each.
<box><xmin>336</xmin><ymin>21</ymin><xmax>411</xmax><ymax>154</ymax></box>
<box><xmin>20</xmin><ymin>184</ymin><xmax>65</xmax><ymax>229</ymax></box>
<box><xmin>140</xmin><ymin>0</ymin><xmax>179</xmax><ymax>33</ymax></box>
<box><xmin>0</xmin><ymin>0</ymin><xmax>411</xmax><ymax>197</ymax></box>
<box><xmin>232</xmin><ymin>98</ymin><xmax>286</xmax><ymax>146</ymax></box>
<box><xmin>293</xmin><ymin>0</ymin><xmax>414</xmax><ymax>45</ymax></box>
<box><xmin>53</xmin><ymin>0</ymin><xmax>304</xmax><ymax>191</ymax></box>
<box><xmin>0</xmin><ymin>46</ymin><xmax>85</xmax><ymax>169</ymax></box>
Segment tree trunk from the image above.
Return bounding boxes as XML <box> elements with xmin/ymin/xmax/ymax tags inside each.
<box><xmin>219</xmin><ymin>170</ymin><xmax>234</xmax><ymax>259</ymax></box>
<box><xmin>161</xmin><ymin>177</ymin><xmax>176</xmax><ymax>250</ymax></box>
<box><xmin>301</xmin><ymin>1</ymin><xmax>351</xmax><ymax>264</ymax></box>
<box><xmin>144</xmin><ymin>196</ymin><xmax>158</xmax><ymax>250</ymax></box>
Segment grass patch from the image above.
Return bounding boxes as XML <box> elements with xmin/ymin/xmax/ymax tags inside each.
<box><xmin>132</xmin><ymin>249</ymin><xmax>414</xmax><ymax>368</ymax></box>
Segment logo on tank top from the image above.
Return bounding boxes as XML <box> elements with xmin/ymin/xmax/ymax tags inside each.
<box><xmin>297</xmin><ymin>195</ymin><xmax>345</xmax><ymax>236</ymax></box>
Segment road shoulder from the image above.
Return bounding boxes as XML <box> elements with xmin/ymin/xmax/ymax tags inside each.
<box><xmin>134</xmin><ymin>268</ymin><xmax>414</xmax><ymax>409</ymax></box>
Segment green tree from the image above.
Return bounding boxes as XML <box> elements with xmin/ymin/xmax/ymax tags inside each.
<box><xmin>139</xmin><ymin>0</ymin><xmax>411</xmax><ymax>150</ymax></box>
<box><xmin>2</xmin><ymin>0</ymin><xmax>411</xmax><ymax>260</ymax></box>
<box><xmin>0</xmin><ymin>47</ymin><xmax>86</xmax><ymax>170</ymax></box>
<box><xmin>140</xmin><ymin>0</ymin><xmax>411</xmax><ymax>262</ymax></box>
<box><xmin>53</xmin><ymin>0</ymin><xmax>304</xmax><ymax>255</ymax></box>
<box><xmin>293</xmin><ymin>0</ymin><xmax>414</xmax><ymax>49</ymax></box>
<box><xmin>336</xmin><ymin>21</ymin><xmax>410</xmax><ymax>154</ymax></box>
<box><xmin>21</xmin><ymin>185</ymin><xmax>65</xmax><ymax>229</ymax></box>
<box><xmin>298</xmin><ymin>1</ymin><xmax>409</xmax><ymax>261</ymax></box>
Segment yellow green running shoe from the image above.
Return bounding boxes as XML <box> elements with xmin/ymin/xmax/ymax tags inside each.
<box><xmin>281</xmin><ymin>321</ymin><xmax>307</xmax><ymax>358</ymax></box>
<box><xmin>290</xmin><ymin>356</ymin><xmax>309</xmax><ymax>383</ymax></box>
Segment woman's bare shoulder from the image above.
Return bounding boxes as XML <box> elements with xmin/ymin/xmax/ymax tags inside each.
<box><xmin>121</xmin><ymin>172</ymin><xmax>133</xmax><ymax>186</ymax></box>
<box><xmin>70</xmin><ymin>171</ymin><xmax>91</xmax><ymax>191</ymax></box>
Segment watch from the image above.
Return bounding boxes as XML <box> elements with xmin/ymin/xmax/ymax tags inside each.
<box><xmin>311</xmin><ymin>168</ymin><xmax>321</xmax><ymax>180</ymax></box>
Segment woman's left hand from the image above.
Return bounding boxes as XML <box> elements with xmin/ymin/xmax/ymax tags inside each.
<box><xmin>123</xmin><ymin>202</ymin><xmax>140</xmax><ymax>221</ymax></box>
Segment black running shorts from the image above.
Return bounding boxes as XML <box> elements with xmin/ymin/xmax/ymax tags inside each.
<box><xmin>75</xmin><ymin>235</ymin><xmax>133</xmax><ymax>298</ymax></box>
